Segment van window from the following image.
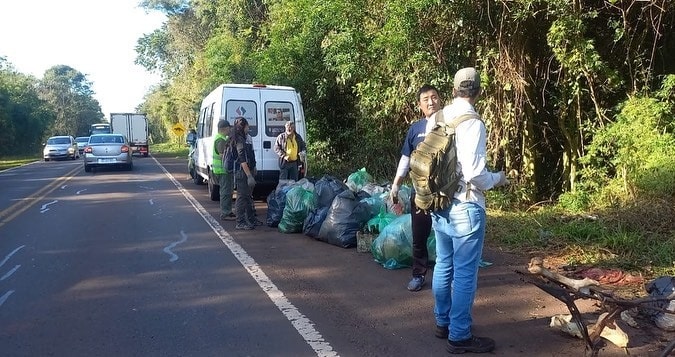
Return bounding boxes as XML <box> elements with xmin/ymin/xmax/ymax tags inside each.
<box><xmin>197</xmin><ymin>106</ymin><xmax>208</xmax><ymax>137</ymax></box>
<box><xmin>225</xmin><ymin>100</ymin><xmax>258</xmax><ymax>137</ymax></box>
<box><xmin>265</xmin><ymin>102</ymin><xmax>295</xmax><ymax>137</ymax></box>
<box><xmin>206</xmin><ymin>103</ymin><xmax>215</xmax><ymax>137</ymax></box>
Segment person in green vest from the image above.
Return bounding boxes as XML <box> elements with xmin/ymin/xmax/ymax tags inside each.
<box><xmin>214</xmin><ymin>119</ymin><xmax>234</xmax><ymax>220</ymax></box>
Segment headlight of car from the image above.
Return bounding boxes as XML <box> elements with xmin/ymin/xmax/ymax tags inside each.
<box><xmin>43</xmin><ymin>147</ymin><xmax>49</xmax><ymax>155</ymax></box>
<box><xmin>68</xmin><ymin>147</ymin><xmax>74</xmax><ymax>153</ymax></box>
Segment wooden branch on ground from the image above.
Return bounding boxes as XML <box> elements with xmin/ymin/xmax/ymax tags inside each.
<box><xmin>528</xmin><ymin>257</ymin><xmax>600</xmax><ymax>291</ymax></box>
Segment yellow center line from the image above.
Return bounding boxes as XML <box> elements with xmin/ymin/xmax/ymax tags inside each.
<box><xmin>0</xmin><ymin>165</ymin><xmax>82</xmax><ymax>229</ymax></box>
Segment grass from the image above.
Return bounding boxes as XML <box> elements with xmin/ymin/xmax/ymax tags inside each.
<box><xmin>486</xmin><ymin>205</ymin><xmax>675</xmax><ymax>278</ymax></box>
<box><xmin>150</xmin><ymin>142</ymin><xmax>190</xmax><ymax>158</ymax></box>
<box><xmin>0</xmin><ymin>156</ymin><xmax>40</xmax><ymax>171</ymax></box>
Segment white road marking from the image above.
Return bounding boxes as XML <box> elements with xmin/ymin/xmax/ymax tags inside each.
<box><xmin>0</xmin><ymin>245</ymin><xmax>25</xmax><ymax>268</ymax></box>
<box><xmin>152</xmin><ymin>156</ymin><xmax>338</xmax><ymax>357</ymax></box>
<box><xmin>40</xmin><ymin>200</ymin><xmax>58</xmax><ymax>213</ymax></box>
<box><xmin>149</xmin><ymin>199</ymin><xmax>154</xmax><ymax>205</ymax></box>
<box><xmin>76</xmin><ymin>189</ymin><xmax>87</xmax><ymax>194</ymax></box>
<box><xmin>0</xmin><ymin>290</ymin><xmax>14</xmax><ymax>307</ymax></box>
<box><xmin>1</xmin><ymin>265</ymin><xmax>20</xmax><ymax>280</ymax></box>
<box><xmin>60</xmin><ymin>185</ymin><xmax>67</xmax><ymax>189</ymax></box>
<box><xmin>163</xmin><ymin>230</ymin><xmax>188</xmax><ymax>262</ymax></box>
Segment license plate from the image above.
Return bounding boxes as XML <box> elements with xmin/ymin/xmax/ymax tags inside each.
<box><xmin>97</xmin><ymin>158</ymin><xmax>116</xmax><ymax>163</ymax></box>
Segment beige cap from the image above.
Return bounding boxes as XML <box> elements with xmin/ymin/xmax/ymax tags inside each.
<box><xmin>454</xmin><ymin>67</ymin><xmax>480</xmax><ymax>90</ymax></box>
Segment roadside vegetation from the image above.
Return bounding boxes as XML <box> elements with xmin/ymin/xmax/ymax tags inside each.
<box><xmin>0</xmin><ymin>156</ymin><xmax>38</xmax><ymax>171</ymax></box>
<box><xmin>2</xmin><ymin>1</ymin><xmax>673</xmax><ymax>278</ymax></box>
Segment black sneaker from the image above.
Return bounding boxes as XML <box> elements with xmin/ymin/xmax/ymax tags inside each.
<box><xmin>235</xmin><ymin>223</ymin><xmax>254</xmax><ymax>230</ymax></box>
<box><xmin>247</xmin><ymin>218</ymin><xmax>263</xmax><ymax>226</ymax></box>
<box><xmin>407</xmin><ymin>275</ymin><xmax>425</xmax><ymax>291</ymax></box>
<box><xmin>435</xmin><ymin>325</ymin><xmax>449</xmax><ymax>339</ymax></box>
<box><xmin>446</xmin><ymin>336</ymin><xmax>495</xmax><ymax>354</ymax></box>
<box><xmin>220</xmin><ymin>212</ymin><xmax>236</xmax><ymax>221</ymax></box>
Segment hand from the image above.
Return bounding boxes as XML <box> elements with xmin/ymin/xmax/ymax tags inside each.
<box><xmin>299</xmin><ymin>151</ymin><xmax>306</xmax><ymax>162</ymax></box>
<box><xmin>390</xmin><ymin>183</ymin><xmax>400</xmax><ymax>204</ymax></box>
<box><xmin>247</xmin><ymin>174</ymin><xmax>256</xmax><ymax>188</ymax></box>
<box><xmin>496</xmin><ymin>171</ymin><xmax>510</xmax><ymax>187</ymax></box>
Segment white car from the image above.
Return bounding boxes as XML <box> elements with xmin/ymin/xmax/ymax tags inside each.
<box><xmin>43</xmin><ymin>135</ymin><xmax>78</xmax><ymax>161</ymax></box>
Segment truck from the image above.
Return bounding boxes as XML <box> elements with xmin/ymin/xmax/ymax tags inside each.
<box><xmin>110</xmin><ymin>113</ymin><xmax>149</xmax><ymax>157</ymax></box>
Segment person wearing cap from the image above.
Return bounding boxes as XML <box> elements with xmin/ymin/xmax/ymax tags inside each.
<box><xmin>274</xmin><ymin>120</ymin><xmax>307</xmax><ymax>181</ymax></box>
<box><xmin>214</xmin><ymin>119</ymin><xmax>234</xmax><ymax>220</ymax></box>
<box><xmin>430</xmin><ymin>67</ymin><xmax>509</xmax><ymax>354</ymax></box>
<box><xmin>390</xmin><ymin>84</ymin><xmax>441</xmax><ymax>292</ymax></box>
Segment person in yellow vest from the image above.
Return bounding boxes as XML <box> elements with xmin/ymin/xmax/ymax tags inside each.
<box><xmin>213</xmin><ymin>119</ymin><xmax>234</xmax><ymax>220</ymax></box>
<box><xmin>274</xmin><ymin>121</ymin><xmax>306</xmax><ymax>181</ymax></box>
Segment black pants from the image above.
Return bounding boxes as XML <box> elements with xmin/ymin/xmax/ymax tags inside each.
<box><xmin>411</xmin><ymin>191</ymin><xmax>433</xmax><ymax>277</ymax></box>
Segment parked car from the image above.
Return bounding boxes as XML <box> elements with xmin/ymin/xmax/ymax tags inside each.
<box><xmin>75</xmin><ymin>136</ymin><xmax>90</xmax><ymax>155</ymax></box>
<box><xmin>43</xmin><ymin>135</ymin><xmax>78</xmax><ymax>161</ymax></box>
<box><xmin>83</xmin><ymin>134</ymin><xmax>133</xmax><ymax>172</ymax></box>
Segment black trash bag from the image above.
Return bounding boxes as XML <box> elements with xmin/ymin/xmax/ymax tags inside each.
<box><xmin>303</xmin><ymin>206</ymin><xmax>329</xmax><ymax>238</ymax></box>
<box><xmin>317</xmin><ymin>190</ymin><xmax>371</xmax><ymax>248</ymax></box>
<box><xmin>314</xmin><ymin>175</ymin><xmax>349</xmax><ymax>208</ymax></box>
<box><xmin>266</xmin><ymin>184</ymin><xmax>294</xmax><ymax>227</ymax></box>
<box><xmin>278</xmin><ymin>186</ymin><xmax>315</xmax><ymax>233</ymax></box>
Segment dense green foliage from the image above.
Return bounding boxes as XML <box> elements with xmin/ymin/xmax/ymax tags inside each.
<box><xmin>135</xmin><ymin>0</ymin><xmax>674</xmax><ymax>198</ymax></box>
<box><xmin>0</xmin><ymin>58</ymin><xmax>105</xmax><ymax>156</ymax></box>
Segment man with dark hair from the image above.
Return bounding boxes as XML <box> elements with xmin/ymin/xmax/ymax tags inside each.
<box><xmin>430</xmin><ymin>67</ymin><xmax>509</xmax><ymax>354</ymax></box>
<box><xmin>390</xmin><ymin>84</ymin><xmax>441</xmax><ymax>292</ymax></box>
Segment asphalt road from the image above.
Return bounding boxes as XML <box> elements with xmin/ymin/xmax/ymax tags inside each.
<box><xmin>0</xmin><ymin>155</ymin><xmax>670</xmax><ymax>356</ymax></box>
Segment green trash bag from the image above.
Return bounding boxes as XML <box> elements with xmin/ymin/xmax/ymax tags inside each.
<box><xmin>371</xmin><ymin>214</ymin><xmax>436</xmax><ymax>269</ymax></box>
<box><xmin>278</xmin><ymin>186</ymin><xmax>315</xmax><ymax>233</ymax></box>
<box><xmin>345</xmin><ymin>167</ymin><xmax>373</xmax><ymax>192</ymax></box>
<box><xmin>371</xmin><ymin>214</ymin><xmax>413</xmax><ymax>269</ymax></box>
<box><xmin>365</xmin><ymin>207</ymin><xmax>398</xmax><ymax>234</ymax></box>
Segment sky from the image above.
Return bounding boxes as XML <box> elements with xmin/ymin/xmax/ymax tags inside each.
<box><xmin>0</xmin><ymin>0</ymin><xmax>166</xmax><ymax>118</ymax></box>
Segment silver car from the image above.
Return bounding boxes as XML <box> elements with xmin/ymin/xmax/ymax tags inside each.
<box><xmin>75</xmin><ymin>136</ymin><xmax>90</xmax><ymax>155</ymax></box>
<box><xmin>83</xmin><ymin>134</ymin><xmax>133</xmax><ymax>172</ymax></box>
<box><xmin>43</xmin><ymin>135</ymin><xmax>78</xmax><ymax>161</ymax></box>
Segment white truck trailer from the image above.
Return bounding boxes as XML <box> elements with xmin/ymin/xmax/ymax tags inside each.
<box><xmin>110</xmin><ymin>113</ymin><xmax>149</xmax><ymax>156</ymax></box>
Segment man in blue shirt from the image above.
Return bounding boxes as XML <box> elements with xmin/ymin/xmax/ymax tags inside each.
<box><xmin>390</xmin><ymin>84</ymin><xmax>442</xmax><ymax>292</ymax></box>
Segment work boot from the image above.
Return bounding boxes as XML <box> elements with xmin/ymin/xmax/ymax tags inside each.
<box><xmin>446</xmin><ymin>336</ymin><xmax>495</xmax><ymax>354</ymax></box>
<box><xmin>435</xmin><ymin>325</ymin><xmax>449</xmax><ymax>339</ymax></box>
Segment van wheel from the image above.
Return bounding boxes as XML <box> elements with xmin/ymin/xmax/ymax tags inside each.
<box><xmin>192</xmin><ymin>170</ymin><xmax>204</xmax><ymax>185</ymax></box>
<box><xmin>208</xmin><ymin>171</ymin><xmax>220</xmax><ymax>201</ymax></box>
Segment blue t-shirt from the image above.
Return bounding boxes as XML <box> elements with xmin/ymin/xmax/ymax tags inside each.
<box><xmin>400</xmin><ymin>118</ymin><xmax>428</xmax><ymax>157</ymax></box>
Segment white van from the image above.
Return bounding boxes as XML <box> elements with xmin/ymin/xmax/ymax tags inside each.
<box><xmin>191</xmin><ymin>84</ymin><xmax>307</xmax><ymax>200</ymax></box>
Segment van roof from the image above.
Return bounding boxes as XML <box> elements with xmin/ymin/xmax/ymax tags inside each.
<box><xmin>216</xmin><ymin>83</ymin><xmax>297</xmax><ymax>91</ymax></box>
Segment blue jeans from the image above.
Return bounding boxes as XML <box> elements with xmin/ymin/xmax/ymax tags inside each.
<box><xmin>431</xmin><ymin>200</ymin><xmax>486</xmax><ymax>341</ymax></box>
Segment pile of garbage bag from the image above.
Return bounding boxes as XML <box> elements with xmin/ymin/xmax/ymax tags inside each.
<box><xmin>266</xmin><ymin>168</ymin><xmax>436</xmax><ymax>269</ymax></box>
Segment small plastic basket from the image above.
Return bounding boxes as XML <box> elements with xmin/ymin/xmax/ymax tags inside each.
<box><xmin>356</xmin><ymin>231</ymin><xmax>376</xmax><ymax>253</ymax></box>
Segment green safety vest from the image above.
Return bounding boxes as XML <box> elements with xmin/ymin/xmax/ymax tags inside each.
<box><xmin>212</xmin><ymin>133</ymin><xmax>229</xmax><ymax>174</ymax></box>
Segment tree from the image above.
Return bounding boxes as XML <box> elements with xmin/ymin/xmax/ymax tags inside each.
<box><xmin>38</xmin><ymin>65</ymin><xmax>103</xmax><ymax>138</ymax></box>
